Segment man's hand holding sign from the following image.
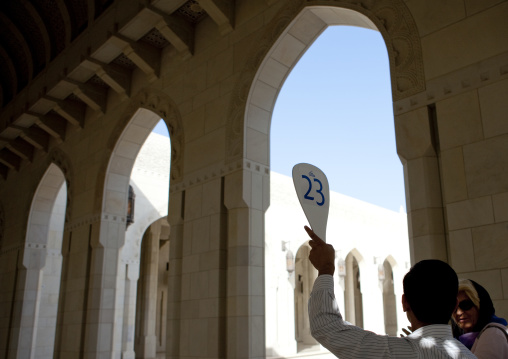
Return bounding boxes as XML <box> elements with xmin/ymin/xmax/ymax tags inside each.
<box><xmin>292</xmin><ymin>163</ymin><xmax>330</xmax><ymax>241</ymax></box>
<box><xmin>292</xmin><ymin>163</ymin><xmax>333</xmax><ymax>276</ymax></box>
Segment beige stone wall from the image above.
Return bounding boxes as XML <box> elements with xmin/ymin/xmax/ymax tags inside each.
<box><xmin>394</xmin><ymin>0</ymin><xmax>508</xmax><ymax>317</ymax></box>
<box><xmin>0</xmin><ymin>0</ymin><xmax>507</xmax><ymax>358</ymax></box>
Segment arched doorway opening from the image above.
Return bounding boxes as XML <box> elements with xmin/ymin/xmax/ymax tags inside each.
<box><xmin>114</xmin><ymin>116</ymin><xmax>171</xmax><ymax>359</ymax></box>
<box><xmin>57</xmin><ymin>103</ymin><xmax>177</xmax><ymax>359</ymax></box>
<box><xmin>242</xmin><ymin>4</ymin><xmax>419</xmax><ymax>358</ymax></box>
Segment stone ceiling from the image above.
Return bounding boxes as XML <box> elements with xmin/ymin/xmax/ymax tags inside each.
<box><xmin>0</xmin><ymin>0</ymin><xmax>232</xmax><ymax>179</ymax></box>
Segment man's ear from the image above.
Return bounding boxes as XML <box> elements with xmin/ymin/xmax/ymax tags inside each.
<box><xmin>402</xmin><ymin>294</ymin><xmax>410</xmax><ymax>313</ymax></box>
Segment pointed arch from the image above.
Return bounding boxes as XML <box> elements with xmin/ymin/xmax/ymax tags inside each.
<box><xmin>25</xmin><ymin>163</ymin><xmax>67</xmax><ymax>253</ymax></box>
<box><xmin>17</xmin><ymin>163</ymin><xmax>68</xmax><ymax>358</ymax></box>
<box><xmin>384</xmin><ymin>254</ymin><xmax>398</xmax><ymax>269</ymax></box>
<box><xmin>226</xmin><ymin>0</ymin><xmax>424</xmax><ymax>163</ymax></box>
<box><xmin>120</xmin><ymin>128</ymin><xmax>171</xmax><ymax>357</ymax></box>
<box><xmin>96</xmin><ymin>89</ymin><xmax>184</xmax><ymax>216</ymax></box>
<box><xmin>112</xmin><ymin>89</ymin><xmax>183</xmax><ymax>181</ymax></box>
<box><xmin>86</xmin><ymin>91</ymin><xmax>179</xmax><ymax>358</ymax></box>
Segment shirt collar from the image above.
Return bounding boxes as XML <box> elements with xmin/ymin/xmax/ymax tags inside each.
<box><xmin>409</xmin><ymin>324</ymin><xmax>454</xmax><ymax>339</ymax></box>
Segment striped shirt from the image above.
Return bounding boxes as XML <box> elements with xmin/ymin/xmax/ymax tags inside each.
<box><xmin>309</xmin><ymin>275</ymin><xmax>477</xmax><ymax>359</ymax></box>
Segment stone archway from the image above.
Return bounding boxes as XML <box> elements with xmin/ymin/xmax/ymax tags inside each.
<box><xmin>78</xmin><ymin>90</ymin><xmax>183</xmax><ymax>358</ymax></box>
<box><xmin>123</xmin><ymin>123</ymin><xmax>171</xmax><ymax>359</ymax></box>
<box><xmin>15</xmin><ymin>163</ymin><xmax>68</xmax><ymax>358</ymax></box>
<box><xmin>97</xmin><ymin>89</ymin><xmax>185</xmax><ymax>216</ymax></box>
<box><xmin>227</xmin><ymin>1</ymin><xmax>429</xmax><ymax>285</ymax></box>
<box><xmin>226</xmin><ymin>0</ymin><xmax>424</xmax><ymax>164</ymax></box>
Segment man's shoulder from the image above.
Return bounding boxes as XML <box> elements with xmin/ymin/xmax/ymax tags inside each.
<box><xmin>408</xmin><ymin>325</ymin><xmax>477</xmax><ymax>358</ymax></box>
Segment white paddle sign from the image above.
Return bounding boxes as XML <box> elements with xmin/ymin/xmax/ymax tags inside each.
<box><xmin>292</xmin><ymin>163</ymin><xmax>330</xmax><ymax>241</ymax></box>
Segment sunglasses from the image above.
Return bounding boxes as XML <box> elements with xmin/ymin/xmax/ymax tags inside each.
<box><xmin>458</xmin><ymin>299</ymin><xmax>475</xmax><ymax>311</ymax></box>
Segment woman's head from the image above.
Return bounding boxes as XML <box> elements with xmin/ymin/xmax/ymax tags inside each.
<box><xmin>453</xmin><ymin>279</ymin><xmax>495</xmax><ymax>333</ymax></box>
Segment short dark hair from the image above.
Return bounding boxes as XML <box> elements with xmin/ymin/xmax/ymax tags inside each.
<box><xmin>403</xmin><ymin>259</ymin><xmax>458</xmax><ymax>324</ymax></box>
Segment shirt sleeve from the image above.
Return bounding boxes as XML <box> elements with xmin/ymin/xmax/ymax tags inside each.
<box><xmin>308</xmin><ymin>275</ymin><xmax>417</xmax><ymax>359</ymax></box>
<box><xmin>473</xmin><ymin>326</ymin><xmax>508</xmax><ymax>359</ymax></box>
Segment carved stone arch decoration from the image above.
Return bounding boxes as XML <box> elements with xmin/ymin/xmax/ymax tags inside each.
<box><xmin>226</xmin><ymin>0</ymin><xmax>424</xmax><ymax>163</ymax></box>
<box><xmin>107</xmin><ymin>88</ymin><xmax>184</xmax><ymax>182</ymax></box>
<box><xmin>47</xmin><ymin>147</ymin><xmax>74</xmax><ymax>223</ymax></box>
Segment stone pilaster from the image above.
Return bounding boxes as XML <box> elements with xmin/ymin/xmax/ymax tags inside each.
<box><xmin>54</xmin><ymin>224</ymin><xmax>93</xmax><ymax>359</ymax></box>
<box><xmin>224</xmin><ymin>168</ymin><xmax>269</xmax><ymax>359</ymax></box>
<box><xmin>136</xmin><ymin>223</ymin><xmax>161</xmax><ymax>358</ymax></box>
<box><xmin>344</xmin><ymin>255</ymin><xmax>356</xmax><ymax>325</ymax></box>
<box><xmin>121</xmin><ymin>262</ymin><xmax>139</xmax><ymax>359</ymax></box>
<box><xmin>8</xmin><ymin>246</ymin><xmax>45</xmax><ymax>359</ymax></box>
<box><xmin>166</xmin><ymin>190</ymin><xmax>184</xmax><ymax>359</ymax></box>
<box><xmin>395</xmin><ymin>106</ymin><xmax>447</xmax><ymax>263</ymax></box>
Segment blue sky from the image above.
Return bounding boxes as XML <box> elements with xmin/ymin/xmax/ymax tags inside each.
<box><xmin>153</xmin><ymin>26</ymin><xmax>406</xmax><ymax>212</ymax></box>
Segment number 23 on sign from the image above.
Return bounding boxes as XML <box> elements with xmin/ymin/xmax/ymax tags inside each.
<box><xmin>301</xmin><ymin>174</ymin><xmax>325</xmax><ymax>206</ymax></box>
<box><xmin>292</xmin><ymin>163</ymin><xmax>330</xmax><ymax>242</ymax></box>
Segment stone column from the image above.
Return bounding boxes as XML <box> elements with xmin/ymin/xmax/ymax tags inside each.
<box><xmin>121</xmin><ymin>261</ymin><xmax>139</xmax><ymax>359</ymax></box>
<box><xmin>166</xmin><ymin>190</ymin><xmax>184</xmax><ymax>359</ymax></box>
<box><xmin>177</xmin><ymin>177</ymin><xmax>229</xmax><ymax>359</ymax></box>
<box><xmin>37</xmin><ymin>246</ymin><xmax>63</xmax><ymax>358</ymax></box>
<box><xmin>80</xmin><ymin>218</ymin><xmax>126</xmax><ymax>359</ymax></box>
<box><xmin>36</xmin><ymin>196</ymin><xmax>66</xmax><ymax>358</ymax></box>
<box><xmin>136</xmin><ymin>223</ymin><xmax>161</xmax><ymax>358</ymax></box>
<box><xmin>344</xmin><ymin>256</ymin><xmax>355</xmax><ymax>324</ymax></box>
<box><xmin>224</xmin><ymin>169</ymin><xmax>269</xmax><ymax>359</ymax></box>
<box><xmin>0</xmin><ymin>247</ymin><xmax>19</xmax><ymax>359</ymax></box>
<box><xmin>334</xmin><ymin>255</ymin><xmax>346</xmax><ymax>318</ymax></box>
<box><xmin>54</xmin><ymin>224</ymin><xmax>92</xmax><ymax>359</ymax></box>
<box><xmin>301</xmin><ymin>250</ymin><xmax>317</xmax><ymax>345</ymax></box>
<box><xmin>394</xmin><ymin>106</ymin><xmax>447</xmax><ymax>263</ymax></box>
<box><xmin>8</xmin><ymin>245</ymin><xmax>45</xmax><ymax>359</ymax></box>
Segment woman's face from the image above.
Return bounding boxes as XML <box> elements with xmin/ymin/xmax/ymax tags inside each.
<box><xmin>454</xmin><ymin>291</ymin><xmax>479</xmax><ymax>333</ymax></box>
